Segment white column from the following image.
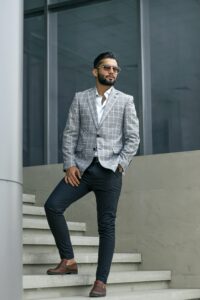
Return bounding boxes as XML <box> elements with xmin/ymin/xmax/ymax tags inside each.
<box><xmin>0</xmin><ymin>0</ymin><xmax>23</xmax><ymax>299</ymax></box>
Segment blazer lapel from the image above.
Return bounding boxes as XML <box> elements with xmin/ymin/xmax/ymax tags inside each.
<box><xmin>87</xmin><ymin>87</ymin><xmax>99</xmax><ymax>129</ymax></box>
<box><xmin>98</xmin><ymin>88</ymin><xmax>118</xmax><ymax>127</ymax></box>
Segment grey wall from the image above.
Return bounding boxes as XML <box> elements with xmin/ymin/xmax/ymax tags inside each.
<box><xmin>23</xmin><ymin>150</ymin><xmax>200</xmax><ymax>288</ymax></box>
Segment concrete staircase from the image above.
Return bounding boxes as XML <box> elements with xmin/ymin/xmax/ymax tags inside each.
<box><xmin>23</xmin><ymin>194</ymin><xmax>200</xmax><ymax>300</ymax></box>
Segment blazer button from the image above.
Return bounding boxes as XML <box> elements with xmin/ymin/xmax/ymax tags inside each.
<box><xmin>97</xmin><ymin>134</ymin><xmax>100</xmax><ymax>137</ymax></box>
<box><xmin>93</xmin><ymin>147</ymin><xmax>96</xmax><ymax>151</ymax></box>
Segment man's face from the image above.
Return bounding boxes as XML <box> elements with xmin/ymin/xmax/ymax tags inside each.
<box><xmin>93</xmin><ymin>58</ymin><xmax>120</xmax><ymax>86</ymax></box>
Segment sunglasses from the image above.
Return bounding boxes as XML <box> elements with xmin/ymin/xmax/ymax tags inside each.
<box><xmin>97</xmin><ymin>64</ymin><xmax>121</xmax><ymax>74</ymax></box>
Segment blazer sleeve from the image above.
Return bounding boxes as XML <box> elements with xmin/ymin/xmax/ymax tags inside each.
<box><xmin>118</xmin><ymin>96</ymin><xmax>140</xmax><ymax>170</ymax></box>
<box><xmin>62</xmin><ymin>93</ymin><xmax>80</xmax><ymax>171</ymax></box>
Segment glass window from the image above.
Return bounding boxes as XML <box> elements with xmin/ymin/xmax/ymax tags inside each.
<box><xmin>23</xmin><ymin>15</ymin><xmax>45</xmax><ymax>166</ymax></box>
<box><xmin>24</xmin><ymin>0</ymin><xmax>44</xmax><ymax>11</ymax></box>
<box><xmin>49</xmin><ymin>0</ymin><xmax>140</xmax><ymax>162</ymax></box>
<box><xmin>150</xmin><ymin>0</ymin><xmax>200</xmax><ymax>153</ymax></box>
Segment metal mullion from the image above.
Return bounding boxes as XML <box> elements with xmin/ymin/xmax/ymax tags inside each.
<box><xmin>24</xmin><ymin>7</ymin><xmax>45</xmax><ymax>18</ymax></box>
<box><xmin>48</xmin><ymin>0</ymin><xmax>111</xmax><ymax>12</ymax></box>
<box><xmin>44</xmin><ymin>0</ymin><xmax>58</xmax><ymax>164</ymax></box>
<box><xmin>139</xmin><ymin>0</ymin><xmax>153</xmax><ymax>155</ymax></box>
<box><xmin>44</xmin><ymin>0</ymin><xmax>49</xmax><ymax>164</ymax></box>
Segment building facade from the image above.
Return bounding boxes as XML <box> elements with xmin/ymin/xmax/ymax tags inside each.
<box><xmin>24</xmin><ymin>0</ymin><xmax>200</xmax><ymax>166</ymax></box>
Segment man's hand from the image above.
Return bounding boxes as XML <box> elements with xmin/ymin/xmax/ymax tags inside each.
<box><xmin>117</xmin><ymin>164</ymin><xmax>123</xmax><ymax>173</ymax></box>
<box><xmin>65</xmin><ymin>166</ymin><xmax>81</xmax><ymax>187</ymax></box>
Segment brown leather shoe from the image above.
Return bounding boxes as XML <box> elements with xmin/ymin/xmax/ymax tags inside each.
<box><xmin>47</xmin><ymin>259</ymin><xmax>78</xmax><ymax>275</ymax></box>
<box><xmin>89</xmin><ymin>280</ymin><xmax>106</xmax><ymax>297</ymax></box>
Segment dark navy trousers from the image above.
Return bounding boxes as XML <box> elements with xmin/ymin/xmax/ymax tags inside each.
<box><xmin>44</xmin><ymin>159</ymin><xmax>122</xmax><ymax>283</ymax></box>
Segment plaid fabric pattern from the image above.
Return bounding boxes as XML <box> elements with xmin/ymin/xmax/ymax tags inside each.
<box><xmin>62</xmin><ymin>87</ymin><xmax>140</xmax><ymax>174</ymax></box>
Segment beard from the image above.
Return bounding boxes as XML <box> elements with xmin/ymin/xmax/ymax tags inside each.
<box><xmin>97</xmin><ymin>73</ymin><xmax>116</xmax><ymax>86</ymax></box>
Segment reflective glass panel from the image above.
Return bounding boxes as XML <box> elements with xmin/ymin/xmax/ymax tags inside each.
<box><xmin>24</xmin><ymin>0</ymin><xmax>44</xmax><ymax>11</ymax></box>
<box><xmin>150</xmin><ymin>0</ymin><xmax>200</xmax><ymax>153</ymax></box>
<box><xmin>23</xmin><ymin>15</ymin><xmax>45</xmax><ymax>166</ymax></box>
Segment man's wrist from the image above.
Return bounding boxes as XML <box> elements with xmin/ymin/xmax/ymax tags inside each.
<box><xmin>64</xmin><ymin>165</ymin><xmax>76</xmax><ymax>172</ymax></box>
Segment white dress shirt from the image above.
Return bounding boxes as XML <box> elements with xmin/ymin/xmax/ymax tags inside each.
<box><xmin>94</xmin><ymin>87</ymin><xmax>112</xmax><ymax>157</ymax></box>
<box><xmin>95</xmin><ymin>87</ymin><xmax>113</xmax><ymax>124</ymax></box>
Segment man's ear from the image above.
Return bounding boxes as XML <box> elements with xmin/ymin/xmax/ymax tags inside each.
<box><xmin>92</xmin><ymin>68</ymin><xmax>98</xmax><ymax>78</ymax></box>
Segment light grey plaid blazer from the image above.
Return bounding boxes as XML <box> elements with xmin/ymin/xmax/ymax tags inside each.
<box><xmin>62</xmin><ymin>87</ymin><xmax>140</xmax><ymax>174</ymax></box>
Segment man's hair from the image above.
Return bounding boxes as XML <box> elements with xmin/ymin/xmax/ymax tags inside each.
<box><xmin>93</xmin><ymin>52</ymin><xmax>119</xmax><ymax>68</ymax></box>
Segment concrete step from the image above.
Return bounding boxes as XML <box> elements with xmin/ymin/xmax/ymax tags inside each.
<box><xmin>23</xmin><ymin>253</ymin><xmax>142</xmax><ymax>275</ymax></box>
<box><xmin>23</xmin><ymin>194</ymin><xmax>36</xmax><ymax>205</ymax></box>
<box><xmin>23</xmin><ymin>217</ymin><xmax>86</xmax><ymax>236</ymax></box>
<box><xmin>23</xmin><ymin>271</ymin><xmax>171</xmax><ymax>299</ymax></box>
<box><xmin>23</xmin><ymin>204</ymin><xmax>50</xmax><ymax>217</ymax></box>
<box><xmin>23</xmin><ymin>233</ymin><xmax>99</xmax><ymax>255</ymax></box>
<box><xmin>25</xmin><ymin>289</ymin><xmax>200</xmax><ymax>300</ymax></box>
<box><xmin>23</xmin><ymin>205</ymin><xmax>86</xmax><ymax>233</ymax></box>
<box><xmin>23</xmin><ymin>232</ymin><xmax>98</xmax><ymax>246</ymax></box>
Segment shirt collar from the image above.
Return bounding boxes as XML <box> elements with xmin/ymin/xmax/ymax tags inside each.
<box><xmin>96</xmin><ymin>86</ymin><xmax>113</xmax><ymax>99</ymax></box>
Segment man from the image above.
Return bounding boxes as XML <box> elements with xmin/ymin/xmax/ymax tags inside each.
<box><xmin>44</xmin><ymin>52</ymin><xmax>140</xmax><ymax>297</ymax></box>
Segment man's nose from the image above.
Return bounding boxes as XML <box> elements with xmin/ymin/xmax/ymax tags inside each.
<box><xmin>108</xmin><ymin>67</ymin><xmax>114</xmax><ymax>74</ymax></box>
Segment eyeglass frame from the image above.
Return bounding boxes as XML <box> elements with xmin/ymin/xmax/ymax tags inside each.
<box><xmin>97</xmin><ymin>64</ymin><xmax>121</xmax><ymax>74</ymax></box>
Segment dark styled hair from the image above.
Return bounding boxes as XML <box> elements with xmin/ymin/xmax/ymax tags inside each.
<box><xmin>93</xmin><ymin>51</ymin><xmax>119</xmax><ymax>68</ymax></box>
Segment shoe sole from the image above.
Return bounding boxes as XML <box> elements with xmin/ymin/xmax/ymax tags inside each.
<box><xmin>89</xmin><ymin>294</ymin><xmax>106</xmax><ymax>297</ymax></box>
<box><xmin>47</xmin><ymin>270</ymin><xmax>78</xmax><ymax>275</ymax></box>
<box><xmin>89</xmin><ymin>292</ymin><xmax>106</xmax><ymax>297</ymax></box>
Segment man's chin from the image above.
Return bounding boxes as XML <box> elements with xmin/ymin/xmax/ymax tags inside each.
<box><xmin>102</xmin><ymin>80</ymin><xmax>115</xmax><ymax>86</ymax></box>
<box><xmin>98</xmin><ymin>75</ymin><xmax>116</xmax><ymax>86</ymax></box>
<box><xmin>104</xmin><ymin>82</ymin><xmax>114</xmax><ymax>86</ymax></box>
